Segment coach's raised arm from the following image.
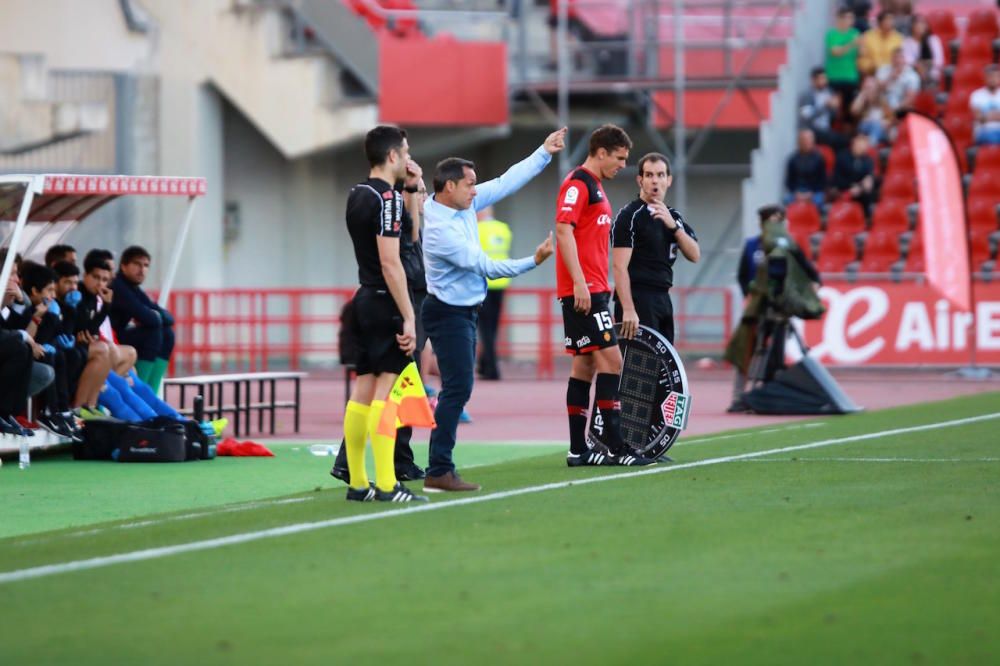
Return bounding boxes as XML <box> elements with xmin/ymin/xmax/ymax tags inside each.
<box><xmin>419</xmin><ymin>128</ymin><xmax>564</xmax><ymax>493</ymax></box>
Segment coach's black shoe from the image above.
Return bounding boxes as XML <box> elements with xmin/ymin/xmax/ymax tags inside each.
<box><xmin>375</xmin><ymin>483</ymin><xmax>428</xmax><ymax>503</ymax></box>
<box><xmin>330</xmin><ymin>464</ymin><xmax>351</xmax><ymax>484</ymax></box>
<box><xmin>566</xmin><ymin>441</ymin><xmax>615</xmax><ymax>467</ymax></box>
<box><xmin>395</xmin><ymin>463</ymin><xmax>426</xmax><ymax>481</ymax></box>
<box><xmin>608</xmin><ymin>447</ymin><xmax>657</xmax><ymax>467</ymax></box>
<box><xmin>346</xmin><ymin>483</ymin><xmax>377</xmax><ymax>502</ymax></box>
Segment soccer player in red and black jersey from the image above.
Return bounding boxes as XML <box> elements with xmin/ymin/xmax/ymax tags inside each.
<box><xmin>555</xmin><ymin>125</ymin><xmax>655</xmax><ymax>467</ymax></box>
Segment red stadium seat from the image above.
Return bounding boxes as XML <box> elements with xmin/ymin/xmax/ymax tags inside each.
<box><xmin>789</xmin><ymin>228</ymin><xmax>814</xmax><ymax>259</ymax></box>
<box><xmin>881</xmin><ymin>172</ymin><xmax>917</xmax><ymax>203</ymax></box>
<box><xmin>967</xmin><ymin>196</ymin><xmax>1000</xmax><ymax>232</ymax></box>
<box><xmin>912</xmin><ymin>90</ymin><xmax>940</xmax><ymax>118</ymax></box>
<box><xmin>886</xmin><ymin>143</ymin><xmax>915</xmax><ymax>176</ymax></box>
<box><xmin>817</xmin><ymin>231</ymin><xmax>857</xmax><ymax>273</ymax></box>
<box><xmin>927</xmin><ymin>10</ymin><xmax>959</xmax><ymax>48</ymax></box>
<box><xmin>870</xmin><ymin>199</ymin><xmax>911</xmax><ymax>234</ymax></box>
<box><xmin>966</xmin><ymin>8</ymin><xmax>999</xmax><ymax>41</ymax></box>
<box><xmin>817</xmin><ymin>144</ymin><xmax>836</xmax><ymax>177</ymax></box>
<box><xmin>951</xmin><ymin>63</ymin><xmax>986</xmax><ymax>91</ymax></box>
<box><xmin>957</xmin><ymin>35</ymin><xmax>995</xmax><ymax>67</ymax></box>
<box><xmin>942</xmin><ymin>113</ymin><xmax>975</xmax><ymax>147</ymax></box>
<box><xmin>895</xmin><ymin>119</ymin><xmax>910</xmax><ymax>144</ymax></box>
<box><xmin>786</xmin><ymin>200</ymin><xmax>822</xmax><ymax>235</ymax></box>
<box><xmin>860</xmin><ymin>231</ymin><xmax>902</xmax><ymax>273</ymax></box>
<box><xmin>973</xmin><ymin>145</ymin><xmax>1000</xmax><ymax>172</ymax></box>
<box><xmin>969</xmin><ymin>228</ymin><xmax>996</xmax><ymax>270</ymax></box>
<box><xmin>969</xmin><ymin>170</ymin><xmax>1000</xmax><ymax>199</ymax></box>
<box><xmin>943</xmin><ymin>86</ymin><xmax>976</xmax><ymax>117</ymax></box>
<box><xmin>826</xmin><ymin>200</ymin><xmax>866</xmax><ymax>233</ymax></box>
<box><xmin>904</xmin><ymin>231</ymin><xmax>925</xmax><ymax>273</ymax></box>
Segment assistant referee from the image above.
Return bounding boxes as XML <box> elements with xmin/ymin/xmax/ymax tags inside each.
<box><xmin>611</xmin><ymin>152</ymin><xmax>700</xmax><ymax>344</ymax></box>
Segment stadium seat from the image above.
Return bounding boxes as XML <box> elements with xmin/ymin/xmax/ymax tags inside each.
<box><xmin>786</xmin><ymin>200</ymin><xmax>822</xmax><ymax>235</ymax></box>
<box><xmin>789</xmin><ymin>228</ymin><xmax>815</xmax><ymax>259</ymax></box>
<box><xmin>860</xmin><ymin>231</ymin><xmax>902</xmax><ymax>273</ymax></box>
<box><xmin>957</xmin><ymin>35</ymin><xmax>995</xmax><ymax>67</ymax></box>
<box><xmin>817</xmin><ymin>230</ymin><xmax>857</xmax><ymax>273</ymax></box>
<box><xmin>969</xmin><ymin>228</ymin><xmax>996</xmax><ymax>270</ymax></box>
<box><xmin>904</xmin><ymin>231</ymin><xmax>925</xmax><ymax>273</ymax></box>
<box><xmin>880</xmin><ymin>172</ymin><xmax>917</xmax><ymax>203</ymax></box>
<box><xmin>951</xmin><ymin>63</ymin><xmax>986</xmax><ymax>91</ymax></box>
<box><xmin>972</xmin><ymin>145</ymin><xmax>1000</xmax><ymax>173</ymax></box>
<box><xmin>968</xmin><ymin>196</ymin><xmax>1000</xmax><ymax>232</ymax></box>
<box><xmin>817</xmin><ymin>144</ymin><xmax>836</xmax><ymax>177</ymax></box>
<box><xmin>870</xmin><ymin>199</ymin><xmax>911</xmax><ymax>234</ymax></box>
<box><xmin>895</xmin><ymin>119</ymin><xmax>910</xmax><ymax>144</ymax></box>
<box><xmin>942</xmin><ymin>113</ymin><xmax>975</xmax><ymax>147</ymax></box>
<box><xmin>912</xmin><ymin>90</ymin><xmax>940</xmax><ymax>118</ymax></box>
<box><xmin>968</xmin><ymin>170</ymin><xmax>1000</xmax><ymax>199</ymax></box>
<box><xmin>966</xmin><ymin>8</ymin><xmax>999</xmax><ymax>41</ymax></box>
<box><xmin>826</xmin><ymin>200</ymin><xmax>866</xmax><ymax>234</ymax></box>
<box><xmin>927</xmin><ymin>10</ymin><xmax>959</xmax><ymax>51</ymax></box>
<box><xmin>943</xmin><ymin>87</ymin><xmax>976</xmax><ymax>119</ymax></box>
<box><xmin>886</xmin><ymin>143</ymin><xmax>915</xmax><ymax>176</ymax></box>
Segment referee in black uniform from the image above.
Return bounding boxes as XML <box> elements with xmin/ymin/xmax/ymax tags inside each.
<box><xmin>611</xmin><ymin>152</ymin><xmax>700</xmax><ymax>343</ymax></box>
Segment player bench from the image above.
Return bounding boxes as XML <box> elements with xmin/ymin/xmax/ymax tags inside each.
<box><xmin>163</xmin><ymin>371</ymin><xmax>307</xmax><ymax>437</ymax></box>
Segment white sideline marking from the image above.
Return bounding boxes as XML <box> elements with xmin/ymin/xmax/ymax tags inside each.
<box><xmin>745</xmin><ymin>457</ymin><xmax>1000</xmax><ymax>463</ymax></box>
<box><xmin>1</xmin><ymin>412</ymin><xmax>997</xmax><ymax>586</ymax></box>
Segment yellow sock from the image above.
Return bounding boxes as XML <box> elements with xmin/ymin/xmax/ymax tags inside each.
<box><xmin>367</xmin><ymin>400</ymin><xmax>398</xmax><ymax>492</ymax></box>
<box><xmin>344</xmin><ymin>400</ymin><xmax>370</xmax><ymax>490</ymax></box>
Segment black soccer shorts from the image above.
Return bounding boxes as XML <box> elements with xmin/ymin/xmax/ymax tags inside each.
<box><xmin>350</xmin><ymin>286</ymin><xmax>411</xmax><ymax>376</ymax></box>
<box><xmin>560</xmin><ymin>291</ymin><xmax>618</xmax><ymax>355</ymax></box>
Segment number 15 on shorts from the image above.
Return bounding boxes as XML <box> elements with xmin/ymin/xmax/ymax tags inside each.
<box><xmin>593</xmin><ymin>311</ymin><xmax>613</xmax><ymax>331</ymax></box>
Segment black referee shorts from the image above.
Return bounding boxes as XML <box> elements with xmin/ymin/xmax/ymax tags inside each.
<box><xmin>351</xmin><ymin>286</ymin><xmax>411</xmax><ymax>377</ymax></box>
<box><xmin>614</xmin><ymin>287</ymin><xmax>675</xmax><ymax>343</ymax></box>
<box><xmin>560</xmin><ymin>291</ymin><xmax>618</xmax><ymax>355</ymax></box>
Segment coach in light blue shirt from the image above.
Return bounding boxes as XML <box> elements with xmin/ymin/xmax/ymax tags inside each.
<box><xmin>420</xmin><ymin>128</ymin><xmax>566</xmax><ymax>492</ymax></box>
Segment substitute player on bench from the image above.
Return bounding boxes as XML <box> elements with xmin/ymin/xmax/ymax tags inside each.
<box><xmin>341</xmin><ymin>125</ymin><xmax>427</xmax><ymax>503</ymax></box>
<box><xmin>556</xmin><ymin>125</ymin><xmax>655</xmax><ymax>468</ymax></box>
<box><xmin>611</xmin><ymin>152</ymin><xmax>700</xmax><ymax>344</ymax></box>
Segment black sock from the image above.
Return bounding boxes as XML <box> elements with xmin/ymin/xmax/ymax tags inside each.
<box><xmin>594</xmin><ymin>372</ymin><xmax>625</xmax><ymax>452</ymax></box>
<box><xmin>566</xmin><ymin>377</ymin><xmax>591</xmax><ymax>455</ymax></box>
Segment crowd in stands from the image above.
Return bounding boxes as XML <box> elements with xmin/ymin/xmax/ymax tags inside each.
<box><xmin>786</xmin><ymin>1</ymin><xmax>1000</xmax><ymax>277</ymax></box>
<box><xmin>0</xmin><ymin>244</ymin><xmax>180</xmax><ymax>442</ymax></box>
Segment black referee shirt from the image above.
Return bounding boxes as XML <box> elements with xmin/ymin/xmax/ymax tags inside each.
<box><xmin>611</xmin><ymin>198</ymin><xmax>697</xmax><ymax>291</ymax></box>
<box><xmin>346</xmin><ymin>178</ymin><xmax>404</xmax><ymax>288</ymax></box>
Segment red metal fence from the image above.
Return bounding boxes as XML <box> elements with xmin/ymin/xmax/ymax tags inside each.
<box><xmin>166</xmin><ymin>287</ymin><xmax>732</xmax><ymax>378</ymax></box>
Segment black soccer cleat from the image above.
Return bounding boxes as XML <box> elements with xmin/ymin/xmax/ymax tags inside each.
<box><xmin>375</xmin><ymin>483</ymin><xmax>428</xmax><ymax>503</ymax></box>
<box><xmin>608</xmin><ymin>447</ymin><xmax>657</xmax><ymax>467</ymax></box>
<box><xmin>566</xmin><ymin>447</ymin><xmax>613</xmax><ymax>467</ymax></box>
<box><xmin>345</xmin><ymin>483</ymin><xmax>377</xmax><ymax>502</ymax></box>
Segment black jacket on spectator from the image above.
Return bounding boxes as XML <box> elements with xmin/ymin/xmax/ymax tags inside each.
<box><xmin>74</xmin><ymin>289</ymin><xmax>108</xmax><ymax>337</ymax></box>
<box><xmin>833</xmin><ymin>150</ymin><xmax>874</xmax><ymax>191</ymax></box>
<box><xmin>0</xmin><ymin>292</ymin><xmax>33</xmax><ymax>331</ymax></box>
<box><xmin>109</xmin><ymin>271</ymin><xmax>174</xmax><ymax>335</ymax></box>
<box><xmin>785</xmin><ymin>150</ymin><xmax>827</xmax><ymax>194</ymax></box>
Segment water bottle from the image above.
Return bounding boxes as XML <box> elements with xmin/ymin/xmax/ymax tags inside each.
<box><xmin>18</xmin><ymin>437</ymin><xmax>30</xmax><ymax>469</ymax></box>
<box><xmin>308</xmin><ymin>444</ymin><xmax>339</xmax><ymax>457</ymax></box>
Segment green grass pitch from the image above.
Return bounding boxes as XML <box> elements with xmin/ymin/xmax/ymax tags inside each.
<box><xmin>0</xmin><ymin>392</ymin><xmax>998</xmax><ymax>665</ymax></box>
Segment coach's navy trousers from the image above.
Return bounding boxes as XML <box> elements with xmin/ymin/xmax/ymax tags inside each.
<box><xmin>422</xmin><ymin>294</ymin><xmax>478</xmax><ymax>477</ymax></box>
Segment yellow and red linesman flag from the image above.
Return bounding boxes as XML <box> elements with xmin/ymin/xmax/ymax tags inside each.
<box><xmin>377</xmin><ymin>362</ymin><xmax>436</xmax><ymax>437</ymax></box>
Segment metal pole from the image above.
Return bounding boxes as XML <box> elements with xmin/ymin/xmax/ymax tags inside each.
<box><xmin>0</xmin><ymin>177</ymin><xmax>39</xmax><ymax>297</ymax></box>
<box><xmin>517</xmin><ymin>0</ymin><xmax>528</xmax><ymax>88</ymax></box>
<box><xmin>673</xmin><ymin>0</ymin><xmax>687</xmax><ymax>213</ymax></box>
<box><xmin>557</xmin><ymin>0</ymin><xmax>570</xmax><ymax>175</ymax></box>
<box><xmin>158</xmin><ymin>195</ymin><xmax>199</xmax><ymax>308</ymax></box>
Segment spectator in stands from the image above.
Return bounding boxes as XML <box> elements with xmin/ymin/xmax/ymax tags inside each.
<box><xmin>843</xmin><ymin>0</ymin><xmax>873</xmax><ymax>32</ymax></box>
<box><xmin>800</xmin><ymin>67</ymin><xmax>847</xmax><ymax>149</ymax></box>
<box><xmin>44</xmin><ymin>244</ymin><xmax>77</xmax><ymax>268</ymax></box>
<box><xmin>878</xmin><ymin>47</ymin><xmax>920</xmax><ymax>114</ymax></box>
<box><xmin>851</xmin><ymin>75</ymin><xmax>890</xmax><ymax>145</ymax></box>
<box><xmin>833</xmin><ymin>134</ymin><xmax>876</xmax><ymax>211</ymax></box>
<box><xmin>903</xmin><ymin>15</ymin><xmax>944</xmax><ymax>86</ymax></box>
<box><xmin>881</xmin><ymin>0</ymin><xmax>913</xmax><ymax>36</ymax></box>
<box><xmin>826</xmin><ymin>8</ymin><xmax>863</xmax><ymax>109</ymax></box>
<box><xmin>110</xmin><ymin>246</ymin><xmax>174</xmax><ymax>392</ymax></box>
<box><xmin>971</xmin><ymin>65</ymin><xmax>1000</xmax><ymax>146</ymax></box>
<box><xmin>858</xmin><ymin>10</ymin><xmax>904</xmax><ymax>76</ymax></box>
<box><xmin>784</xmin><ymin>129</ymin><xmax>827</xmax><ymax>208</ymax></box>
